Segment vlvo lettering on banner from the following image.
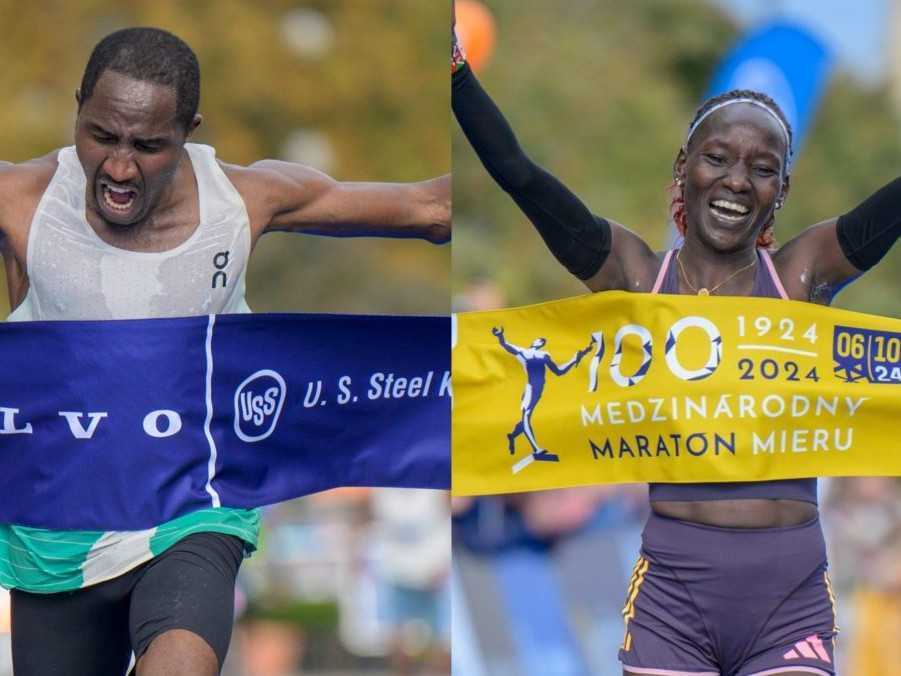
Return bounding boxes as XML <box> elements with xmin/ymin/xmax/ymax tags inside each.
<box><xmin>0</xmin><ymin>408</ymin><xmax>188</xmax><ymax>440</ymax></box>
<box><xmin>452</xmin><ymin>292</ymin><xmax>901</xmax><ymax>496</ymax></box>
<box><xmin>0</xmin><ymin>313</ymin><xmax>450</xmax><ymax>530</ymax></box>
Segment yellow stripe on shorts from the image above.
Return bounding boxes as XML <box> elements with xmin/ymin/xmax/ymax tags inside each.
<box><xmin>620</xmin><ymin>555</ymin><xmax>649</xmax><ymax>651</ymax></box>
<box><xmin>825</xmin><ymin>571</ymin><xmax>840</xmax><ymax>636</ymax></box>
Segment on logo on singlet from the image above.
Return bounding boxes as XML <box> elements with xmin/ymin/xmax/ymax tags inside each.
<box><xmin>212</xmin><ymin>251</ymin><xmax>230</xmax><ymax>289</ymax></box>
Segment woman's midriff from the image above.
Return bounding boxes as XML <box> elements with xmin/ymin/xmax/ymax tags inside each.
<box><xmin>651</xmin><ymin>498</ymin><xmax>818</xmax><ymax>528</ymax></box>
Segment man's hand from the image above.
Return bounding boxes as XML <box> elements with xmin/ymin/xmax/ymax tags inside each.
<box><xmin>492</xmin><ymin>326</ymin><xmax>504</xmax><ymax>337</ymax></box>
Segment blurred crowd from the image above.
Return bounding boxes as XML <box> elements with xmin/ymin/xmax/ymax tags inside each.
<box><xmin>451</xmin><ymin>479</ymin><xmax>901</xmax><ymax>676</ymax></box>
<box><xmin>822</xmin><ymin>477</ymin><xmax>901</xmax><ymax>674</ymax></box>
<box><xmin>223</xmin><ymin>489</ymin><xmax>450</xmax><ymax>676</ymax></box>
<box><xmin>0</xmin><ymin>478</ymin><xmax>894</xmax><ymax>675</ymax></box>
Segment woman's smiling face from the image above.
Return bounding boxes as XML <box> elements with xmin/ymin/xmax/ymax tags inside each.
<box><xmin>675</xmin><ymin>102</ymin><xmax>790</xmax><ymax>254</ymax></box>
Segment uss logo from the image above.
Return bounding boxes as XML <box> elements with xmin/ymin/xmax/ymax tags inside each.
<box><xmin>234</xmin><ymin>369</ymin><xmax>287</xmax><ymax>442</ymax></box>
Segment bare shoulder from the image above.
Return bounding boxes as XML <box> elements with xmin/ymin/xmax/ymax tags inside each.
<box><xmin>0</xmin><ymin>151</ymin><xmax>58</xmax><ymax>194</ymax></box>
<box><xmin>771</xmin><ymin>218</ymin><xmax>850</xmax><ymax>301</ymax></box>
<box><xmin>221</xmin><ymin>157</ymin><xmax>318</xmax><ymax>197</ymax></box>
<box><xmin>221</xmin><ymin>158</ymin><xmax>322</xmax><ymax>194</ymax></box>
<box><xmin>771</xmin><ymin>227</ymin><xmax>815</xmax><ymax>289</ymax></box>
<box><xmin>218</xmin><ymin>160</ymin><xmax>285</xmax><ymax>236</ymax></box>
<box><xmin>613</xmin><ymin>221</ymin><xmax>665</xmax><ymax>291</ymax></box>
<box><xmin>0</xmin><ymin>151</ymin><xmax>60</xmax><ymax>239</ymax></box>
<box><xmin>219</xmin><ymin>159</ymin><xmax>268</xmax><ymax>184</ymax></box>
<box><xmin>218</xmin><ymin>160</ymin><xmax>264</xmax><ymax>196</ymax></box>
<box><xmin>771</xmin><ymin>219</ymin><xmax>834</xmax><ymax>264</ymax></box>
<box><xmin>221</xmin><ymin>159</ymin><xmax>332</xmax><ymax>238</ymax></box>
<box><xmin>583</xmin><ymin>219</ymin><xmax>663</xmax><ymax>293</ymax></box>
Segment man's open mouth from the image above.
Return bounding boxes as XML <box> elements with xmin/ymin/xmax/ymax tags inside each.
<box><xmin>100</xmin><ymin>181</ymin><xmax>139</xmax><ymax>213</ymax></box>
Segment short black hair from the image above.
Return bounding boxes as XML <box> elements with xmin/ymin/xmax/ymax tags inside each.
<box><xmin>79</xmin><ymin>27</ymin><xmax>200</xmax><ymax>131</ymax></box>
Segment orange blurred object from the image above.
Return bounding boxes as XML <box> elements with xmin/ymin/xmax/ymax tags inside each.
<box><xmin>456</xmin><ymin>0</ymin><xmax>496</xmax><ymax>73</ymax></box>
<box><xmin>0</xmin><ymin>589</ymin><xmax>9</xmax><ymax>633</ymax></box>
<box><xmin>310</xmin><ymin>486</ymin><xmax>370</xmax><ymax>503</ymax></box>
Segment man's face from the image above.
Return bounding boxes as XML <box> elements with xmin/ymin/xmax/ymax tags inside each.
<box><xmin>75</xmin><ymin>70</ymin><xmax>191</xmax><ymax>228</ymax></box>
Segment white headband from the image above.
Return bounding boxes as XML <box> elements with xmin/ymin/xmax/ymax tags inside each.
<box><xmin>686</xmin><ymin>98</ymin><xmax>792</xmax><ymax>170</ymax></box>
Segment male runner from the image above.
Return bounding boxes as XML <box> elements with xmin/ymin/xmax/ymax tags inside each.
<box><xmin>0</xmin><ymin>27</ymin><xmax>448</xmax><ymax>676</ymax></box>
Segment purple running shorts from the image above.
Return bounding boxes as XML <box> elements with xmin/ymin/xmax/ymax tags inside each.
<box><xmin>619</xmin><ymin>512</ymin><xmax>837</xmax><ymax>676</ymax></box>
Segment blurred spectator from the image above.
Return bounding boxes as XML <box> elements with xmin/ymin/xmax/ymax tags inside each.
<box><xmin>847</xmin><ymin>524</ymin><xmax>901</xmax><ymax>675</ymax></box>
<box><xmin>371</xmin><ymin>489</ymin><xmax>451</xmax><ymax>675</ymax></box>
<box><xmin>452</xmin><ymin>486</ymin><xmax>647</xmax><ymax>675</ymax></box>
<box><xmin>227</xmin><ymin>488</ymin><xmax>451</xmax><ymax>676</ymax></box>
<box><xmin>823</xmin><ymin>478</ymin><xmax>901</xmax><ymax>675</ymax></box>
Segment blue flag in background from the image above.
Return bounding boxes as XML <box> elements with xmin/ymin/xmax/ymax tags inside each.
<box><xmin>0</xmin><ymin>313</ymin><xmax>449</xmax><ymax>530</ymax></box>
<box><xmin>707</xmin><ymin>21</ymin><xmax>833</xmax><ymax>157</ymax></box>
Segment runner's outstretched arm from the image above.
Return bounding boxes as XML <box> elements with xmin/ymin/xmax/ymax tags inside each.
<box><xmin>834</xmin><ymin>178</ymin><xmax>900</xmax><ymax>273</ymax></box>
<box><xmin>777</xmin><ymin>178</ymin><xmax>901</xmax><ymax>300</ymax></box>
<box><xmin>229</xmin><ymin>162</ymin><xmax>450</xmax><ymax>244</ymax></box>
<box><xmin>452</xmin><ymin>59</ymin><xmax>609</xmax><ymax>281</ymax></box>
<box><xmin>451</xmin><ymin>38</ymin><xmax>658</xmax><ymax>291</ymax></box>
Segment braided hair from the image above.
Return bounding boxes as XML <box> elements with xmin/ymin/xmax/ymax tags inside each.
<box><xmin>670</xmin><ymin>89</ymin><xmax>793</xmax><ymax>249</ymax></box>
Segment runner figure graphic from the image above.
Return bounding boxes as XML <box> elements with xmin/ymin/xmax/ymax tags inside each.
<box><xmin>492</xmin><ymin>326</ymin><xmax>594</xmax><ymax>473</ymax></box>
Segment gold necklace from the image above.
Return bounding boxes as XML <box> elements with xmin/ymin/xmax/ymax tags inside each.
<box><xmin>676</xmin><ymin>249</ymin><xmax>757</xmax><ymax>296</ymax></box>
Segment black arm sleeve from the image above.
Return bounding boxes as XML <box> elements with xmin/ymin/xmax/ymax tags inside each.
<box><xmin>452</xmin><ymin>63</ymin><xmax>610</xmax><ymax>280</ymax></box>
<box><xmin>836</xmin><ymin>177</ymin><xmax>901</xmax><ymax>271</ymax></box>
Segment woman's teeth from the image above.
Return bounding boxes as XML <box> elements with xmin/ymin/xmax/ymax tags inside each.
<box><xmin>710</xmin><ymin>199</ymin><xmax>749</xmax><ymax>222</ymax></box>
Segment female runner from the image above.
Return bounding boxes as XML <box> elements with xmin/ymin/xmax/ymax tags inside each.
<box><xmin>452</xmin><ymin>12</ymin><xmax>899</xmax><ymax>676</ymax></box>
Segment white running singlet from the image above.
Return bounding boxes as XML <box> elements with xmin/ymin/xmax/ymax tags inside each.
<box><xmin>1</xmin><ymin>143</ymin><xmax>260</xmax><ymax>592</ymax></box>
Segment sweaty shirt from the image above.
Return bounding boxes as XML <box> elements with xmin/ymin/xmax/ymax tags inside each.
<box><xmin>2</xmin><ymin>144</ymin><xmax>260</xmax><ymax>592</ymax></box>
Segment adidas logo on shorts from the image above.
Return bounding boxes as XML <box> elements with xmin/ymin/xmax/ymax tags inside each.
<box><xmin>783</xmin><ymin>634</ymin><xmax>831</xmax><ymax>663</ymax></box>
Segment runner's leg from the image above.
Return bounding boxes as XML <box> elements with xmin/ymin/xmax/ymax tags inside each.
<box><xmin>11</xmin><ymin>577</ymin><xmax>132</xmax><ymax>675</ymax></box>
<box><xmin>130</xmin><ymin>532</ymin><xmax>244</xmax><ymax>676</ymax></box>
